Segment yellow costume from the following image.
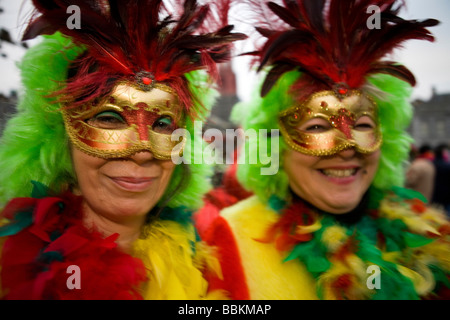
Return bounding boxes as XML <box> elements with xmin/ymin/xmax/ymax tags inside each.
<box><xmin>203</xmin><ymin>189</ymin><xmax>450</xmax><ymax>300</ymax></box>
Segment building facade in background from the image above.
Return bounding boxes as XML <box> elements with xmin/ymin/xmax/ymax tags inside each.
<box><xmin>409</xmin><ymin>88</ymin><xmax>450</xmax><ymax>148</ymax></box>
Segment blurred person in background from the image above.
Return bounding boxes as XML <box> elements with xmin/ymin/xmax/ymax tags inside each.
<box><xmin>432</xmin><ymin>143</ymin><xmax>450</xmax><ymax>216</ymax></box>
<box><xmin>405</xmin><ymin>144</ymin><xmax>436</xmax><ymax>202</ymax></box>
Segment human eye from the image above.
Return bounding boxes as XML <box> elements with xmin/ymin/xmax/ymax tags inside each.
<box><xmin>86</xmin><ymin>111</ymin><xmax>128</xmax><ymax>129</ymax></box>
<box><xmin>298</xmin><ymin>118</ymin><xmax>331</xmax><ymax>133</ymax></box>
<box><xmin>354</xmin><ymin>116</ymin><xmax>376</xmax><ymax>131</ymax></box>
<box><xmin>152</xmin><ymin>116</ymin><xmax>176</xmax><ymax>134</ymax></box>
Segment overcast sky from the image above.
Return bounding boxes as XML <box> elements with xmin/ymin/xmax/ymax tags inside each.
<box><xmin>1</xmin><ymin>0</ymin><xmax>449</xmax><ymax>102</ymax></box>
<box><xmin>231</xmin><ymin>0</ymin><xmax>450</xmax><ymax>102</ymax></box>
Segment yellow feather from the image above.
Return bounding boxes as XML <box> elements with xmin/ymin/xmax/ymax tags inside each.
<box><xmin>321</xmin><ymin>225</ymin><xmax>348</xmax><ymax>252</ymax></box>
<box><xmin>296</xmin><ymin>217</ymin><xmax>322</xmax><ymax>234</ymax></box>
<box><xmin>397</xmin><ymin>263</ymin><xmax>435</xmax><ymax>296</ymax></box>
<box><xmin>318</xmin><ymin>257</ymin><xmax>371</xmax><ymax>300</ymax></box>
<box><xmin>379</xmin><ymin>198</ymin><xmax>441</xmax><ymax>236</ymax></box>
<box><xmin>421</xmin><ymin>241</ymin><xmax>450</xmax><ymax>271</ymax></box>
<box><xmin>195</xmin><ymin>241</ymin><xmax>224</xmax><ymax>280</ymax></box>
<box><xmin>381</xmin><ymin>251</ymin><xmax>401</xmax><ymax>263</ymax></box>
<box><xmin>132</xmin><ymin>220</ymin><xmax>209</xmax><ymax>300</ymax></box>
<box><xmin>203</xmin><ymin>289</ymin><xmax>230</xmax><ymax>300</ymax></box>
<box><xmin>422</xmin><ymin>206</ymin><xmax>448</xmax><ymax>225</ymax></box>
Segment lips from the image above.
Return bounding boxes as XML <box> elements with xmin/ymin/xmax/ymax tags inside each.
<box><xmin>109</xmin><ymin>176</ymin><xmax>155</xmax><ymax>192</ymax></box>
<box><xmin>317</xmin><ymin>166</ymin><xmax>360</xmax><ymax>184</ymax></box>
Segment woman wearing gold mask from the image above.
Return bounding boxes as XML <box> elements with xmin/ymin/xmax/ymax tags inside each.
<box><xmin>199</xmin><ymin>0</ymin><xmax>450</xmax><ymax>300</ymax></box>
<box><xmin>0</xmin><ymin>0</ymin><xmax>244</xmax><ymax>299</ymax></box>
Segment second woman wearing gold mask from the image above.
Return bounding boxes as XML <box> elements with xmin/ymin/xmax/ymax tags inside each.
<box><xmin>198</xmin><ymin>0</ymin><xmax>450</xmax><ymax>300</ymax></box>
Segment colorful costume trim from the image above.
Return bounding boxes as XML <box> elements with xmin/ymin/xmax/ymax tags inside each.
<box><xmin>203</xmin><ymin>188</ymin><xmax>450</xmax><ymax>300</ymax></box>
<box><xmin>0</xmin><ymin>182</ymin><xmax>215</xmax><ymax>300</ymax></box>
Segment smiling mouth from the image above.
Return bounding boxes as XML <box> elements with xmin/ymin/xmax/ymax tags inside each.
<box><xmin>109</xmin><ymin>177</ymin><xmax>155</xmax><ymax>192</ymax></box>
<box><xmin>319</xmin><ymin>168</ymin><xmax>359</xmax><ymax>178</ymax></box>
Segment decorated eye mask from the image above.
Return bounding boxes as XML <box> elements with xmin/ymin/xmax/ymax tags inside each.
<box><xmin>63</xmin><ymin>83</ymin><xmax>185</xmax><ymax>160</ymax></box>
<box><xmin>278</xmin><ymin>90</ymin><xmax>382</xmax><ymax>156</ymax></box>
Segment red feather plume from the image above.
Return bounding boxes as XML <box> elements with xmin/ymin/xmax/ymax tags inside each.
<box><xmin>242</xmin><ymin>0</ymin><xmax>438</xmax><ymax>98</ymax></box>
<box><xmin>22</xmin><ymin>0</ymin><xmax>246</xmax><ymax>114</ymax></box>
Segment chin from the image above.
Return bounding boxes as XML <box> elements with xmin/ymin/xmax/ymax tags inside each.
<box><xmin>330</xmin><ymin>182</ymin><xmax>369</xmax><ymax>208</ymax></box>
<box><xmin>323</xmin><ymin>204</ymin><xmax>358</xmax><ymax>215</ymax></box>
<box><xmin>319</xmin><ymin>193</ymin><xmax>363</xmax><ymax>214</ymax></box>
<box><xmin>107</xmin><ymin>199</ymin><xmax>157</xmax><ymax>217</ymax></box>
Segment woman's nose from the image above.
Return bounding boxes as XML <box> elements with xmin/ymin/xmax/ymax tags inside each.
<box><xmin>129</xmin><ymin>150</ymin><xmax>154</xmax><ymax>164</ymax></box>
<box><xmin>337</xmin><ymin>147</ymin><xmax>356</xmax><ymax>159</ymax></box>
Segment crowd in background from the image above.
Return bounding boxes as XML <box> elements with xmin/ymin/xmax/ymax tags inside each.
<box><xmin>406</xmin><ymin>142</ymin><xmax>450</xmax><ymax>216</ymax></box>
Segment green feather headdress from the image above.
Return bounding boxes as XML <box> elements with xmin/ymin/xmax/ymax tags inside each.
<box><xmin>231</xmin><ymin>70</ymin><xmax>414</xmax><ymax>204</ymax></box>
<box><xmin>231</xmin><ymin>0</ymin><xmax>437</xmax><ymax>204</ymax></box>
<box><xmin>0</xmin><ymin>33</ymin><xmax>214</xmax><ymax>210</ymax></box>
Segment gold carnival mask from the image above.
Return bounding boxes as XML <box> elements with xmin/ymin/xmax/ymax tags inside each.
<box><xmin>279</xmin><ymin>90</ymin><xmax>382</xmax><ymax>156</ymax></box>
<box><xmin>63</xmin><ymin>82</ymin><xmax>185</xmax><ymax>160</ymax></box>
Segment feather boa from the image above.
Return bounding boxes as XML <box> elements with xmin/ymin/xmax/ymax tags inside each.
<box><xmin>0</xmin><ymin>182</ymin><xmax>216</xmax><ymax>300</ymax></box>
<box><xmin>260</xmin><ymin>187</ymin><xmax>450</xmax><ymax>300</ymax></box>
<box><xmin>133</xmin><ymin>220</ymin><xmax>214</xmax><ymax>299</ymax></box>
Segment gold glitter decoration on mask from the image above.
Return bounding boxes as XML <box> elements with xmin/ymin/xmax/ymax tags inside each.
<box><xmin>63</xmin><ymin>82</ymin><xmax>186</xmax><ymax>160</ymax></box>
<box><xmin>278</xmin><ymin>90</ymin><xmax>382</xmax><ymax>156</ymax></box>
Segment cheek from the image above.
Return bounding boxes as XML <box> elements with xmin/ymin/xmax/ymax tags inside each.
<box><xmin>365</xmin><ymin>150</ymin><xmax>381</xmax><ymax>177</ymax></box>
<box><xmin>158</xmin><ymin>161</ymin><xmax>176</xmax><ymax>185</ymax></box>
<box><xmin>283</xmin><ymin>151</ymin><xmax>318</xmax><ymax>187</ymax></box>
<box><xmin>71</xmin><ymin>147</ymin><xmax>107</xmax><ymax>191</ymax></box>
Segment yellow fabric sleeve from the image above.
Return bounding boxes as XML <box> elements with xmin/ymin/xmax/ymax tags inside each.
<box><xmin>221</xmin><ymin>196</ymin><xmax>318</xmax><ymax>300</ymax></box>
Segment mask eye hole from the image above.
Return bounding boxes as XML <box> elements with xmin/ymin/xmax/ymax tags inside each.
<box><xmin>86</xmin><ymin>111</ymin><xmax>128</xmax><ymax>129</ymax></box>
<box><xmin>152</xmin><ymin>116</ymin><xmax>176</xmax><ymax>134</ymax></box>
<box><xmin>298</xmin><ymin>118</ymin><xmax>332</xmax><ymax>133</ymax></box>
<box><xmin>354</xmin><ymin>116</ymin><xmax>376</xmax><ymax>131</ymax></box>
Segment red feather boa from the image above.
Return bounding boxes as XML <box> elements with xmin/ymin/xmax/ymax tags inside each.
<box><xmin>1</xmin><ymin>192</ymin><xmax>147</xmax><ymax>300</ymax></box>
